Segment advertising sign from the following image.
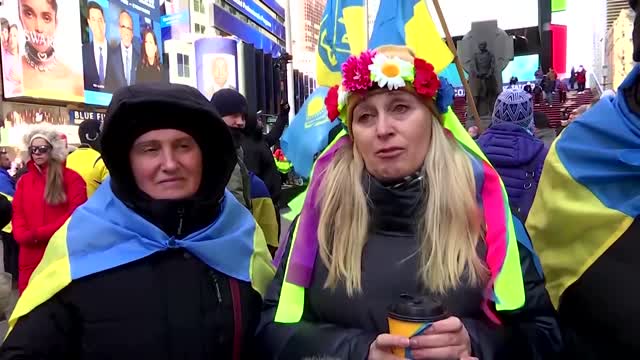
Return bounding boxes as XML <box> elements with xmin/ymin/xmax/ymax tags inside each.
<box><xmin>225</xmin><ymin>0</ymin><xmax>285</xmax><ymax>40</ymax></box>
<box><xmin>0</xmin><ymin>103</ymin><xmax>78</xmax><ymax>147</ymax></box>
<box><xmin>0</xmin><ymin>0</ymin><xmax>85</xmax><ymax>102</ymax></box>
<box><xmin>68</xmin><ymin>110</ymin><xmax>106</xmax><ymax>125</ymax></box>
<box><xmin>160</xmin><ymin>0</ymin><xmax>190</xmax><ymax>41</ymax></box>
<box><xmin>81</xmin><ymin>0</ymin><xmax>167</xmax><ymax>106</ymax></box>
<box><xmin>260</xmin><ymin>0</ymin><xmax>285</xmax><ymax>18</ymax></box>
<box><xmin>213</xmin><ymin>4</ymin><xmax>283</xmax><ymax>56</ymax></box>
<box><xmin>195</xmin><ymin>37</ymin><xmax>238</xmax><ymax>100</ymax></box>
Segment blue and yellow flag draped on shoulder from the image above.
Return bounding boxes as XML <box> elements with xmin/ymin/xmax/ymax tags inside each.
<box><xmin>249</xmin><ymin>172</ymin><xmax>279</xmax><ymax>248</ymax></box>
<box><xmin>527</xmin><ymin>66</ymin><xmax>640</xmax><ymax>308</ymax></box>
<box><xmin>8</xmin><ymin>179</ymin><xmax>275</xmax><ymax>334</ymax></box>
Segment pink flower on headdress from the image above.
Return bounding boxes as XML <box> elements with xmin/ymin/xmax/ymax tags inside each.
<box><xmin>325</xmin><ymin>85</ymin><xmax>341</xmax><ymax>121</ymax></box>
<box><xmin>341</xmin><ymin>50</ymin><xmax>376</xmax><ymax>93</ymax></box>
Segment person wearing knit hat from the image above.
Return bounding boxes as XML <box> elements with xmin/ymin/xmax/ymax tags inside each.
<box><xmin>1</xmin><ymin>83</ymin><xmax>275</xmax><ymax>359</ymax></box>
<box><xmin>66</xmin><ymin>119</ymin><xmax>109</xmax><ymax>197</ymax></box>
<box><xmin>477</xmin><ymin>88</ymin><xmax>548</xmax><ymax>221</ymax></box>
<box><xmin>210</xmin><ymin>88</ymin><xmax>280</xmax><ymax>254</ymax></box>
<box><xmin>258</xmin><ymin>45</ymin><xmax>560</xmax><ymax>359</ymax></box>
<box><xmin>10</xmin><ymin>125</ymin><xmax>87</xmax><ymax>294</ymax></box>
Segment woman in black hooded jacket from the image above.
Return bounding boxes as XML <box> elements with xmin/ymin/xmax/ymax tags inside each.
<box><xmin>0</xmin><ymin>83</ymin><xmax>274</xmax><ymax>360</ymax></box>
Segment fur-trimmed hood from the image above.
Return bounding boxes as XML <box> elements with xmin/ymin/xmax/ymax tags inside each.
<box><xmin>21</xmin><ymin>125</ymin><xmax>67</xmax><ymax>163</ymax></box>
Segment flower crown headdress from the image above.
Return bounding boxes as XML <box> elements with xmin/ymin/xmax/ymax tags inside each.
<box><xmin>324</xmin><ymin>48</ymin><xmax>454</xmax><ymax>125</ymax></box>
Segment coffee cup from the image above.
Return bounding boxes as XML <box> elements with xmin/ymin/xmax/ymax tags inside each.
<box><xmin>387</xmin><ymin>293</ymin><xmax>449</xmax><ymax>358</ymax></box>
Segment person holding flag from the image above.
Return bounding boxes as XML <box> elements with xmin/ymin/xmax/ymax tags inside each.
<box><xmin>257</xmin><ymin>44</ymin><xmax>561</xmax><ymax>359</ymax></box>
<box><xmin>526</xmin><ymin>0</ymin><xmax>640</xmax><ymax>357</ymax></box>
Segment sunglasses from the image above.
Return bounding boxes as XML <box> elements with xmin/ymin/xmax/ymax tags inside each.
<box><xmin>29</xmin><ymin>145</ymin><xmax>51</xmax><ymax>155</ymax></box>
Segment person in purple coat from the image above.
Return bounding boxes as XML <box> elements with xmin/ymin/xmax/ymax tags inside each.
<box><xmin>477</xmin><ymin>88</ymin><xmax>548</xmax><ymax>221</ymax></box>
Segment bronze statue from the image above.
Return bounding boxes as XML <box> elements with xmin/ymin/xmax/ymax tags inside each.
<box><xmin>472</xmin><ymin>42</ymin><xmax>498</xmax><ymax>116</ymax></box>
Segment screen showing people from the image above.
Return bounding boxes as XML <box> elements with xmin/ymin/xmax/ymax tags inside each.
<box><xmin>81</xmin><ymin>0</ymin><xmax>166</xmax><ymax>105</ymax></box>
<box><xmin>0</xmin><ymin>0</ymin><xmax>166</xmax><ymax>105</ymax></box>
<box><xmin>0</xmin><ymin>0</ymin><xmax>85</xmax><ymax>102</ymax></box>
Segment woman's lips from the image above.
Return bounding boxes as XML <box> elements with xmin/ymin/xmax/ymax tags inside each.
<box><xmin>376</xmin><ymin>147</ymin><xmax>404</xmax><ymax>159</ymax></box>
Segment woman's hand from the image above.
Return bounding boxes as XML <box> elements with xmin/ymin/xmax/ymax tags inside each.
<box><xmin>408</xmin><ymin>316</ymin><xmax>472</xmax><ymax>360</ymax></box>
<box><xmin>368</xmin><ymin>334</ymin><xmax>410</xmax><ymax>360</ymax></box>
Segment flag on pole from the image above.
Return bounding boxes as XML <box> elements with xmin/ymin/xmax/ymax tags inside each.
<box><xmin>281</xmin><ymin>87</ymin><xmax>341</xmax><ymax>179</ymax></box>
<box><xmin>316</xmin><ymin>0</ymin><xmax>367</xmax><ymax>87</ymax></box>
<box><xmin>369</xmin><ymin>0</ymin><xmax>454</xmax><ymax>73</ymax></box>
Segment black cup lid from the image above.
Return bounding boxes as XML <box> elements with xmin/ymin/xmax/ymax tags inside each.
<box><xmin>388</xmin><ymin>293</ymin><xmax>448</xmax><ymax>322</ymax></box>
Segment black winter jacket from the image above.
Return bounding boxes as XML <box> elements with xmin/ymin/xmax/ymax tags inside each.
<box><xmin>558</xmin><ymin>217</ymin><xmax>640</xmax><ymax>358</ymax></box>
<box><xmin>0</xmin><ymin>250</ymin><xmax>262</xmax><ymax>360</ymax></box>
<box><xmin>257</xmin><ymin>176</ymin><xmax>562</xmax><ymax>359</ymax></box>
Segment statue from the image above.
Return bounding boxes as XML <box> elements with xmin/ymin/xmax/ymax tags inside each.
<box><xmin>472</xmin><ymin>42</ymin><xmax>498</xmax><ymax>115</ymax></box>
<box><xmin>458</xmin><ymin>21</ymin><xmax>514</xmax><ymax>126</ymax></box>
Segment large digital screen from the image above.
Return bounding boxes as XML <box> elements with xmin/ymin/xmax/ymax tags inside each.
<box><xmin>439</xmin><ymin>54</ymin><xmax>540</xmax><ymax>95</ymax></box>
<box><xmin>195</xmin><ymin>37</ymin><xmax>238</xmax><ymax>100</ymax></box>
<box><xmin>426</xmin><ymin>0</ymin><xmax>539</xmax><ymax>37</ymax></box>
<box><xmin>81</xmin><ymin>0</ymin><xmax>167</xmax><ymax>105</ymax></box>
<box><xmin>0</xmin><ymin>0</ymin><xmax>167</xmax><ymax>105</ymax></box>
<box><xmin>0</xmin><ymin>0</ymin><xmax>85</xmax><ymax>102</ymax></box>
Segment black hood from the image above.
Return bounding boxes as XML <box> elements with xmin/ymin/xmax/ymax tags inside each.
<box><xmin>100</xmin><ymin>82</ymin><xmax>237</xmax><ymax>237</ymax></box>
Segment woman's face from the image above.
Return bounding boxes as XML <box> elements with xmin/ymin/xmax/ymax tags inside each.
<box><xmin>19</xmin><ymin>0</ymin><xmax>56</xmax><ymax>53</ymax></box>
<box><xmin>144</xmin><ymin>32</ymin><xmax>157</xmax><ymax>64</ymax></box>
<box><xmin>30</xmin><ymin>137</ymin><xmax>51</xmax><ymax>166</ymax></box>
<box><xmin>351</xmin><ymin>91</ymin><xmax>432</xmax><ymax>182</ymax></box>
<box><xmin>9</xmin><ymin>27</ymin><xmax>19</xmax><ymax>53</ymax></box>
<box><xmin>129</xmin><ymin>129</ymin><xmax>203</xmax><ymax>200</ymax></box>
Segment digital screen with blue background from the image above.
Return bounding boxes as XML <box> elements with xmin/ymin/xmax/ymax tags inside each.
<box><xmin>439</xmin><ymin>54</ymin><xmax>540</xmax><ymax>97</ymax></box>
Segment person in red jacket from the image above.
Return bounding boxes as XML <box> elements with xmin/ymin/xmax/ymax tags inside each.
<box><xmin>12</xmin><ymin>126</ymin><xmax>87</xmax><ymax>293</ymax></box>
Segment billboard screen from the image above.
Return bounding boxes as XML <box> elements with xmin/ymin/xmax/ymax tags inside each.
<box><xmin>0</xmin><ymin>0</ymin><xmax>85</xmax><ymax>102</ymax></box>
<box><xmin>81</xmin><ymin>0</ymin><xmax>167</xmax><ymax>106</ymax></box>
<box><xmin>195</xmin><ymin>37</ymin><xmax>238</xmax><ymax>100</ymax></box>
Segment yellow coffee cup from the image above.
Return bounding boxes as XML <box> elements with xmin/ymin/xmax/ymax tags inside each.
<box><xmin>387</xmin><ymin>294</ymin><xmax>448</xmax><ymax>358</ymax></box>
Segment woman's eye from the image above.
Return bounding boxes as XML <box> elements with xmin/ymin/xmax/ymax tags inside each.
<box><xmin>393</xmin><ymin>104</ymin><xmax>409</xmax><ymax>113</ymax></box>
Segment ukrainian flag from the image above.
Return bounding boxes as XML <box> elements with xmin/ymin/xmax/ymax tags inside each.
<box><xmin>281</xmin><ymin>87</ymin><xmax>342</xmax><ymax>180</ymax></box>
<box><xmin>316</xmin><ymin>0</ymin><xmax>367</xmax><ymax>87</ymax></box>
<box><xmin>369</xmin><ymin>0</ymin><xmax>454</xmax><ymax>73</ymax></box>
<box><xmin>249</xmin><ymin>172</ymin><xmax>279</xmax><ymax>248</ymax></box>
<box><xmin>7</xmin><ymin>179</ymin><xmax>275</xmax><ymax>334</ymax></box>
<box><xmin>526</xmin><ymin>69</ymin><xmax>640</xmax><ymax>308</ymax></box>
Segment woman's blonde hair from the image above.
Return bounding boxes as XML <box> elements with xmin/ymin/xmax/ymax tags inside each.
<box><xmin>317</xmin><ymin>107</ymin><xmax>489</xmax><ymax>296</ymax></box>
<box><xmin>22</xmin><ymin>126</ymin><xmax>68</xmax><ymax>205</ymax></box>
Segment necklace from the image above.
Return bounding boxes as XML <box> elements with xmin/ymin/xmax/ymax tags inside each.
<box><xmin>24</xmin><ymin>42</ymin><xmax>56</xmax><ymax>72</ymax></box>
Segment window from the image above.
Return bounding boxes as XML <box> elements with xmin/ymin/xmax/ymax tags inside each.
<box><xmin>193</xmin><ymin>0</ymin><xmax>205</xmax><ymax>13</ymax></box>
<box><xmin>195</xmin><ymin>23</ymin><xmax>206</xmax><ymax>34</ymax></box>
<box><xmin>177</xmin><ymin>53</ymin><xmax>190</xmax><ymax>78</ymax></box>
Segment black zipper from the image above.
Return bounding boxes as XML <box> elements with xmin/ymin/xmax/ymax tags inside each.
<box><xmin>177</xmin><ymin>207</ymin><xmax>185</xmax><ymax>237</ymax></box>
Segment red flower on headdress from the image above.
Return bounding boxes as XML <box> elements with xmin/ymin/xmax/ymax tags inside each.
<box><xmin>341</xmin><ymin>50</ymin><xmax>376</xmax><ymax>93</ymax></box>
<box><xmin>325</xmin><ymin>85</ymin><xmax>341</xmax><ymax>121</ymax></box>
<box><xmin>413</xmin><ymin>58</ymin><xmax>440</xmax><ymax>98</ymax></box>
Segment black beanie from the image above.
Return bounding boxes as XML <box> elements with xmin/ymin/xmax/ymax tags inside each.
<box><xmin>78</xmin><ymin>119</ymin><xmax>102</xmax><ymax>144</ymax></box>
<box><xmin>210</xmin><ymin>89</ymin><xmax>248</xmax><ymax>118</ymax></box>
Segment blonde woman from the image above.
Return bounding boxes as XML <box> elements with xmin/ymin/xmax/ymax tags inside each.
<box><xmin>12</xmin><ymin>126</ymin><xmax>86</xmax><ymax>293</ymax></box>
<box><xmin>258</xmin><ymin>46</ymin><xmax>561</xmax><ymax>360</ymax></box>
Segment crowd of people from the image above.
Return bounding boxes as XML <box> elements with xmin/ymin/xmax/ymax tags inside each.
<box><xmin>0</xmin><ymin>1</ymin><xmax>634</xmax><ymax>360</ymax></box>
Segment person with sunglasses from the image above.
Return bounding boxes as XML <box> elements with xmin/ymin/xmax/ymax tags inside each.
<box><xmin>11</xmin><ymin>126</ymin><xmax>86</xmax><ymax>294</ymax></box>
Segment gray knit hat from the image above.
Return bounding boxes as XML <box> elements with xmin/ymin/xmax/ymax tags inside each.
<box><xmin>491</xmin><ymin>88</ymin><xmax>534</xmax><ymax>132</ymax></box>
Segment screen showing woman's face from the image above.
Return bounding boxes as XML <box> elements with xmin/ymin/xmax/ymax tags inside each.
<box><xmin>144</xmin><ymin>32</ymin><xmax>157</xmax><ymax>63</ymax></box>
<box><xmin>19</xmin><ymin>0</ymin><xmax>56</xmax><ymax>53</ymax></box>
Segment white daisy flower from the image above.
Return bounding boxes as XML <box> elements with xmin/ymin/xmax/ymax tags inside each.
<box><xmin>368</xmin><ymin>54</ymin><xmax>414</xmax><ymax>90</ymax></box>
<box><xmin>337</xmin><ymin>87</ymin><xmax>348</xmax><ymax>110</ymax></box>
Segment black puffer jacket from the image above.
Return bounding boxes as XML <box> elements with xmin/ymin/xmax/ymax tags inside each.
<box><xmin>257</xmin><ymin>175</ymin><xmax>562</xmax><ymax>359</ymax></box>
<box><xmin>0</xmin><ymin>83</ymin><xmax>265</xmax><ymax>360</ymax></box>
